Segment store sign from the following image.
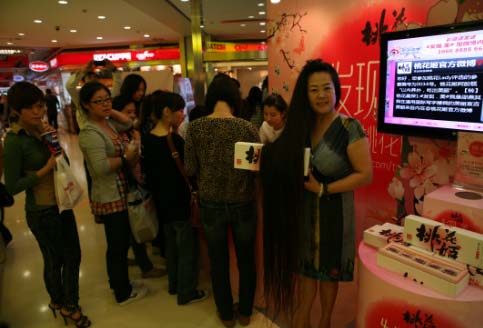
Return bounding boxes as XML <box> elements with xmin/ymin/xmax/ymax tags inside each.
<box><xmin>206</xmin><ymin>42</ymin><xmax>268</xmax><ymax>53</ymax></box>
<box><xmin>29</xmin><ymin>61</ymin><xmax>49</xmax><ymax>72</ymax></box>
<box><xmin>49</xmin><ymin>48</ymin><xmax>180</xmax><ymax>67</ymax></box>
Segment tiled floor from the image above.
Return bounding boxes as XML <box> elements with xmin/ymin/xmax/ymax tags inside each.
<box><xmin>0</xmin><ymin>116</ymin><xmax>357</xmax><ymax>328</ymax></box>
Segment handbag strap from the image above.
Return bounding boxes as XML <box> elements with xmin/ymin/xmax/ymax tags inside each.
<box><xmin>167</xmin><ymin>133</ymin><xmax>193</xmax><ymax>192</ymax></box>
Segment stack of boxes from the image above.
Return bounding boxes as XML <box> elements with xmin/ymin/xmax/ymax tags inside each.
<box><xmin>364</xmin><ymin>214</ymin><xmax>483</xmax><ymax>297</ymax></box>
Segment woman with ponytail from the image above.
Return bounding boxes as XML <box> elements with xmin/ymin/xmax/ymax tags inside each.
<box><xmin>260</xmin><ymin>59</ymin><xmax>372</xmax><ymax>328</ymax></box>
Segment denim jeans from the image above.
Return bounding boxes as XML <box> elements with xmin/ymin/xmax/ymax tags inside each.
<box><xmin>201</xmin><ymin>200</ymin><xmax>257</xmax><ymax>321</ymax></box>
<box><xmin>164</xmin><ymin>218</ymin><xmax>199</xmax><ymax>303</ymax></box>
<box><xmin>26</xmin><ymin>207</ymin><xmax>81</xmax><ymax>306</ymax></box>
<box><xmin>102</xmin><ymin>210</ymin><xmax>132</xmax><ymax>302</ymax></box>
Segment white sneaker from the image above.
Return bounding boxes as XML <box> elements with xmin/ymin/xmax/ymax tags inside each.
<box><xmin>118</xmin><ymin>285</ymin><xmax>148</xmax><ymax>306</ymax></box>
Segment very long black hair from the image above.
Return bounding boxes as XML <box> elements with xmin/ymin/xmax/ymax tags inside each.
<box><xmin>260</xmin><ymin>59</ymin><xmax>341</xmax><ymax>319</ymax></box>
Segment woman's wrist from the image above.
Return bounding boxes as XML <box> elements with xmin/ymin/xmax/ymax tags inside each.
<box><xmin>317</xmin><ymin>183</ymin><xmax>324</xmax><ymax>198</ymax></box>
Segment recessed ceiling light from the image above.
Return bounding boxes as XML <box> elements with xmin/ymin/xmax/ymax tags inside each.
<box><xmin>51</xmin><ymin>39</ymin><xmax>58</xmax><ymax>43</ymax></box>
<box><xmin>70</xmin><ymin>29</ymin><xmax>77</xmax><ymax>33</ymax></box>
<box><xmin>240</xmin><ymin>23</ymin><xmax>246</xmax><ymax>27</ymax></box>
<box><xmin>33</xmin><ymin>19</ymin><xmax>43</xmax><ymax>24</ymax></box>
<box><xmin>270</xmin><ymin>0</ymin><xmax>280</xmax><ymax>3</ymax></box>
<box><xmin>6</xmin><ymin>42</ymin><xmax>13</xmax><ymax>45</ymax></box>
<box><xmin>96</xmin><ymin>36</ymin><xmax>103</xmax><ymax>40</ymax></box>
<box><xmin>259</xmin><ymin>11</ymin><xmax>266</xmax><ymax>15</ymax></box>
<box><xmin>180</xmin><ymin>0</ymin><xmax>189</xmax><ymax>2</ymax></box>
<box><xmin>260</xmin><ymin>30</ymin><xmax>266</xmax><ymax>33</ymax></box>
<box><xmin>58</xmin><ymin>0</ymin><xmax>68</xmax><ymax>4</ymax></box>
<box><xmin>248</xmin><ymin>15</ymin><xmax>255</xmax><ymax>19</ymax></box>
<box><xmin>124</xmin><ymin>26</ymin><xmax>131</xmax><ymax>30</ymax></box>
<box><xmin>200</xmin><ymin>25</ymin><xmax>204</xmax><ymax>29</ymax></box>
<box><xmin>259</xmin><ymin>22</ymin><xmax>266</xmax><ymax>26</ymax></box>
<box><xmin>97</xmin><ymin>15</ymin><xmax>106</xmax><ymax>20</ymax></box>
<box><xmin>258</xmin><ymin>2</ymin><xmax>264</xmax><ymax>6</ymax></box>
<box><xmin>143</xmin><ymin>34</ymin><xmax>150</xmax><ymax>38</ymax></box>
<box><xmin>18</xmin><ymin>33</ymin><xmax>25</xmax><ymax>36</ymax></box>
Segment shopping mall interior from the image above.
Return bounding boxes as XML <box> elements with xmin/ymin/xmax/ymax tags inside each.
<box><xmin>2</xmin><ymin>0</ymin><xmax>483</xmax><ymax>327</ymax></box>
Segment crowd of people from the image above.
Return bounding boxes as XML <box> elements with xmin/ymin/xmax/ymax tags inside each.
<box><xmin>2</xmin><ymin>58</ymin><xmax>373</xmax><ymax>328</ymax></box>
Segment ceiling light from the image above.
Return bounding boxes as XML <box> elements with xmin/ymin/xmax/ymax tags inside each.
<box><xmin>200</xmin><ymin>25</ymin><xmax>204</xmax><ymax>29</ymax></box>
<box><xmin>6</xmin><ymin>42</ymin><xmax>13</xmax><ymax>46</ymax></box>
<box><xmin>260</xmin><ymin>30</ymin><xmax>266</xmax><ymax>33</ymax></box>
<box><xmin>97</xmin><ymin>15</ymin><xmax>106</xmax><ymax>20</ymax></box>
<box><xmin>0</xmin><ymin>49</ymin><xmax>22</xmax><ymax>54</ymax></box>
<box><xmin>260</xmin><ymin>22</ymin><xmax>266</xmax><ymax>26</ymax></box>
<box><xmin>144</xmin><ymin>34</ymin><xmax>150</xmax><ymax>38</ymax></box>
<box><xmin>259</xmin><ymin>11</ymin><xmax>266</xmax><ymax>15</ymax></box>
<box><xmin>248</xmin><ymin>15</ymin><xmax>255</xmax><ymax>19</ymax></box>
<box><xmin>124</xmin><ymin>26</ymin><xmax>131</xmax><ymax>30</ymax></box>
<box><xmin>180</xmin><ymin>0</ymin><xmax>189</xmax><ymax>2</ymax></box>
<box><xmin>58</xmin><ymin>0</ymin><xmax>68</xmax><ymax>4</ymax></box>
<box><xmin>51</xmin><ymin>40</ymin><xmax>58</xmax><ymax>43</ymax></box>
<box><xmin>96</xmin><ymin>36</ymin><xmax>103</xmax><ymax>40</ymax></box>
<box><xmin>270</xmin><ymin>0</ymin><xmax>281</xmax><ymax>3</ymax></box>
<box><xmin>258</xmin><ymin>2</ymin><xmax>264</xmax><ymax>6</ymax></box>
<box><xmin>18</xmin><ymin>33</ymin><xmax>25</xmax><ymax>36</ymax></box>
<box><xmin>240</xmin><ymin>24</ymin><xmax>246</xmax><ymax>27</ymax></box>
<box><xmin>70</xmin><ymin>29</ymin><xmax>77</xmax><ymax>33</ymax></box>
<box><xmin>33</xmin><ymin>19</ymin><xmax>43</xmax><ymax>23</ymax></box>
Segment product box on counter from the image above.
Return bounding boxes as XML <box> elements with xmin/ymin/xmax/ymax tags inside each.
<box><xmin>363</xmin><ymin>223</ymin><xmax>404</xmax><ymax>249</ymax></box>
<box><xmin>234</xmin><ymin>142</ymin><xmax>264</xmax><ymax>171</ymax></box>
<box><xmin>468</xmin><ymin>265</ymin><xmax>483</xmax><ymax>288</ymax></box>
<box><xmin>404</xmin><ymin>214</ymin><xmax>483</xmax><ymax>269</ymax></box>
<box><xmin>377</xmin><ymin>243</ymin><xmax>469</xmax><ymax>297</ymax></box>
<box><xmin>422</xmin><ymin>184</ymin><xmax>483</xmax><ymax>234</ymax></box>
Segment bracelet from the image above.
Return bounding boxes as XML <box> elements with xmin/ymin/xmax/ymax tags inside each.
<box><xmin>318</xmin><ymin>183</ymin><xmax>324</xmax><ymax>198</ymax></box>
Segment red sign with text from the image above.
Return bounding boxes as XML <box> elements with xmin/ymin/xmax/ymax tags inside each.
<box><xmin>29</xmin><ymin>61</ymin><xmax>49</xmax><ymax>72</ymax></box>
<box><xmin>49</xmin><ymin>48</ymin><xmax>180</xmax><ymax>68</ymax></box>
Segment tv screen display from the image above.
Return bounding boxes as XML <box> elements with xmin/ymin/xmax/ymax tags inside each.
<box><xmin>378</xmin><ymin>21</ymin><xmax>483</xmax><ymax>139</ymax></box>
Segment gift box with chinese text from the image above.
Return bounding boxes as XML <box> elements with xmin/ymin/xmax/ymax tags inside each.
<box><xmin>422</xmin><ymin>185</ymin><xmax>483</xmax><ymax>234</ymax></box>
<box><xmin>234</xmin><ymin>142</ymin><xmax>264</xmax><ymax>171</ymax></box>
<box><xmin>404</xmin><ymin>214</ymin><xmax>483</xmax><ymax>269</ymax></box>
<box><xmin>363</xmin><ymin>223</ymin><xmax>404</xmax><ymax>249</ymax></box>
<box><xmin>377</xmin><ymin>243</ymin><xmax>469</xmax><ymax>297</ymax></box>
<box><xmin>467</xmin><ymin>264</ymin><xmax>483</xmax><ymax>288</ymax></box>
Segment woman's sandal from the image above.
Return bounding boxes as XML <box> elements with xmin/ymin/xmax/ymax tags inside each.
<box><xmin>60</xmin><ymin>305</ymin><xmax>91</xmax><ymax>327</ymax></box>
<box><xmin>48</xmin><ymin>303</ymin><xmax>62</xmax><ymax>318</ymax></box>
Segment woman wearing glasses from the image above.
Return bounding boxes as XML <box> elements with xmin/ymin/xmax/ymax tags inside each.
<box><xmin>79</xmin><ymin>82</ymin><xmax>148</xmax><ymax>305</ymax></box>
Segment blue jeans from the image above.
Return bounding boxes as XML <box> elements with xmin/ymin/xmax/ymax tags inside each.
<box><xmin>201</xmin><ymin>200</ymin><xmax>257</xmax><ymax>321</ymax></box>
<box><xmin>102</xmin><ymin>210</ymin><xmax>132</xmax><ymax>302</ymax></box>
<box><xmin>26</xmin><ymin>207</ymin><xmax>81</xmax><ymax>306</ymax></box>
<box><xmin>164</xmin><ymin>217</ymin><xmax>200</xmax><ymax>304</ymax></box>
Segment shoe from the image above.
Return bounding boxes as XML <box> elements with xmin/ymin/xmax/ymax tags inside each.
<box><xmin>177</xmin><ymin>289</ymin><xmax>209</xmax><ymax>305</ymax></box>
<box><xmin>60</xmin><ymin>305</ymin><xmax>91</xmax><ymax>327</ymax></box>
<box><xmin>234</xmin><ymin>303</ymin><xmax>250</xmax><ymax>326</ymax></box>
<box><xmin>118</xmin><ymin>285</ymin><xmax>148</xmax><ymax>306</ymax></box>
<box><xmin>142</xmin><ymin>267</ymin><xmax>167</xmax><ymax>279</ymax></box>
<box><xmin>48</xmin><ymin>302</ymin><xmax>62</xmax><ymax>318</ymax></box>
<box><xmin>217</xmin><ymin>312</ymin><xmax>236</xmax><ymax>328</ymax></box>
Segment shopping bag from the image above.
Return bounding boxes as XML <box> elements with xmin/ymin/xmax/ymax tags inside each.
<box><xmin>127</xmin><ymin>185</ymin><xmax>159</xmax><ymax>244</ymax></box>
<box><xmin>54</xmin><ymin>155</ymin><xmax>84</xmax><ymax>212</ymax></box>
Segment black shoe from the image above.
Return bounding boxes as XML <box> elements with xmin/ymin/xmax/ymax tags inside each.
<box><xmin>177</xmin><ymin>289</ymin><xmax>209</xmax><ymax>305</ymax></box>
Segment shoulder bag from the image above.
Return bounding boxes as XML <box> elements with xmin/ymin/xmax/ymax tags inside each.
<box><xmin>166</xmin><ymin>133</ymin><xmax>201</xmax><ymax>228</ymax></box>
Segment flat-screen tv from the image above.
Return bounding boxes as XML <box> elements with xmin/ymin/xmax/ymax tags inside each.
<box><xmin>378</xmin><ymin>21</ymin><xmax>483</xmax><ymax>139</ymax></box>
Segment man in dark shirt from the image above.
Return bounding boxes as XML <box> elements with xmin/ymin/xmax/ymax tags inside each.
<box><xmin>45</xmin><ymin>89</ymin><xmax>59</xmax><ymax>129</ymax></box>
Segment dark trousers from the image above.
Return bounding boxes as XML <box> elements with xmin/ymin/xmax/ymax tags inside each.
<box><xmin>102</xmin><ymin>210</ymin><xmax>132</xmax><ymax>302</ymax></box>
<box><xmin>26</xmin><ymin>207</ymin><xmax>81</xmax><ymax>306</ymax></box>
<box><xmin>130</xmin><ymin>235</ymin><xmax>153</xmax><ymax>273</ymax></box>
<box><xmin>47</xmin><ymin>112</ymin><xmax>58</xmax><ymax>129</ymax></box>
<box><xmin>164</xmin><ymin>217</ymin><xmax>199</xmax><ymax>303</ymax></box>
<box><xmin>201</xmin><ymin>200</ymin><xmax>257</xmax><ymax>321</ymax></box>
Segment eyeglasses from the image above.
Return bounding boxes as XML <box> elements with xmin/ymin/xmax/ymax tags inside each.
<box><xmin>90</xmin><ymin>97</ymin><xmax>112</xmax><ymax>105</ymax></box>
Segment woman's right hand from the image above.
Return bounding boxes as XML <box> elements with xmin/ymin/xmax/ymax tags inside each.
<box><xmin>123</xmin><ymin>146</ymin><xmax>139</xmax><ymax>165</ymax></box>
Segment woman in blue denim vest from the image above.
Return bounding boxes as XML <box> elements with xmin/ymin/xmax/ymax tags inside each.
<box><xmin>184</xmin><ymin>74</ymin><xmax>260</xmax><ymax>328</ymax></box>
<box><xmin>4</xmin><ymin>82</ymin><xmax>90</xmax><ymax>327</ymax></box>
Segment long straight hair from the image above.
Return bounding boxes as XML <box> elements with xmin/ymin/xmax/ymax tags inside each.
<box><xmin>260</xmin><ymin>59</ymin><xmax>341</xmax><ymax>320</ymax></box>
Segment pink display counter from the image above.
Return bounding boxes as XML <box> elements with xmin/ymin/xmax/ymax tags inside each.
<box><xmin>356</xmin><ymin>242</ymin><xmax>483</xmax><ymax>328</ymax></box>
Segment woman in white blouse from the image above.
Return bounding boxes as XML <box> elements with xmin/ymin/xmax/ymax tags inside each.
<box><xmin>259</xmin><ymin>93</ymin><xmax>288</xmax><ymax>143</ymax></box>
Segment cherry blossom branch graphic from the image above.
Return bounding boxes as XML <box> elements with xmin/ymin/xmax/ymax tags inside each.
<box><xmin>280</xmin><ymin>49</ymin><xmax>295</xmax><ymax>69</ymax></box>
<box><xmin>267</xmin><ymin>12</ymin><xmax>308</xmax><ymax>40</ymax></box>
